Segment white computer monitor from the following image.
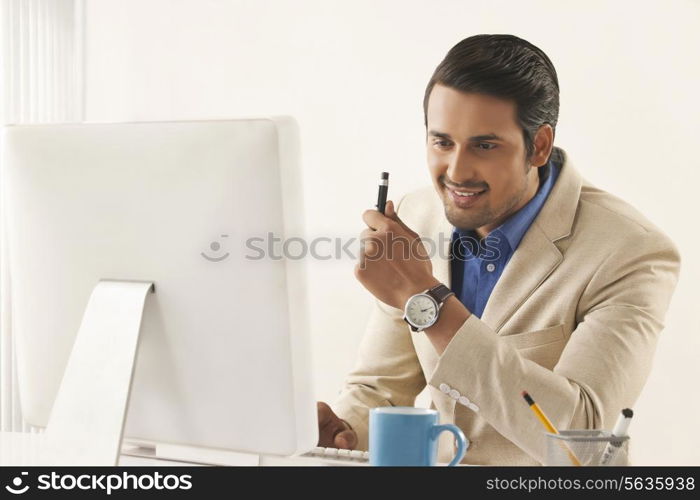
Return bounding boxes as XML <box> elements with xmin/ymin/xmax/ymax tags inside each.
<box><xmin>1</xmin><ymin>118</ymin><xmax>317</xmax><ymax>458</ymax></box>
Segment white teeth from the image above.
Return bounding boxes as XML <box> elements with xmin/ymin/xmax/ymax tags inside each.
<box><xmin>455</xmin><ymin>191</ymin><xmax>480</xmax><ymax>197</ymax></box>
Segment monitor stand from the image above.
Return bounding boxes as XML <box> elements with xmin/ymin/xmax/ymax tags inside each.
<box><xmin>42</xmin><ymin>279</ymin><xmax>154</xmax><ymax>465</ymax></box>
<box><xmin>120</xmin><ymin>441</ymin><xmax>261</xmax><ymax>466</ymax></box>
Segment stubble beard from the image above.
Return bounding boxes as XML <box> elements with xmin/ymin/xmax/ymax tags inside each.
<box><xmin>444</xmin><ymin>176</ymin><xmax>531</xmax><ymax>233</ymax></box>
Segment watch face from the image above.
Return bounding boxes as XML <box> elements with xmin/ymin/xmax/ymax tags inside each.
<box><xmin>406</xmin><ymin>294</ymin><xmax>438</xmax><ymax>328</ymax></box>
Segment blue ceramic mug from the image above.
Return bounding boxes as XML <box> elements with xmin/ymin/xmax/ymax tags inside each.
<box><xmin>369</xmin><ymin>407</ymin><xmax>468</xmax><ymax>466</ymax></box>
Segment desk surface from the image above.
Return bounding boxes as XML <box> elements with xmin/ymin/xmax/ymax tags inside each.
<box><xmin>4</xmin><ymin>433</ymin><xmax>461</xmax><ymax>467</ymax></box>
<box><xmin>0</xmin><ymin>432</ymin><xmax>364</xmax><ymax>466</ymax></box>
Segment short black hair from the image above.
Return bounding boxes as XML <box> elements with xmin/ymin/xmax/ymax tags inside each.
<box><xmin>423</xmin><ymin>34</ymin><xmax>560</xmax><ymax>164</ymax></box>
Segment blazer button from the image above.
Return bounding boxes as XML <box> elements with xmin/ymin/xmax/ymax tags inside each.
<box><xmin>448</xmin><ymin>389</ymin><xmax>460</xmax><ymax>400</ymax></box>
<box><xmin>458</xmin><ymin>396</ymin><xmax>471</xmax><ymax>406</ymax></box>
<box><xmin>439</xmin><ymin>383</ymin><xmax>450</xmax><ymax>394</ymax></box>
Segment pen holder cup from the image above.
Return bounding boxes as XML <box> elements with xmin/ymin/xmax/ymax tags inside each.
<box><xmin>544</xmin><ymin>430</ymin><xmax>630</xmax><ymax>466</ymax></box>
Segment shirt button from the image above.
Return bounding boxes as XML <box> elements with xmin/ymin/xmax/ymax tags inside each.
<box><xmin>448</xmin><ymin>389</ymin><xmax>460</xmax><ymax>400</ymax></box>
<box><xmin>439</xmin><ymin>383</ymin><xmax>450</xmax><ymax>394</ymax></box>
<box><xmin>486</xmin><ymin>263</ymin><xmax>496</xmax><ymax>272</ymax></box>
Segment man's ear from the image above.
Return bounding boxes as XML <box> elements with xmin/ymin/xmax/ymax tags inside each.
<box><xmin>531</xmin><ymin>124</ymin><xmax>554</xmax><ymax>167</ymax></box>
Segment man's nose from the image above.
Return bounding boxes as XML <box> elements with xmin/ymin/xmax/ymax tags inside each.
<box><xmin>446</xmin><ymin>149</ymin><xmax>477</xmax><ymax>185</ymax></box>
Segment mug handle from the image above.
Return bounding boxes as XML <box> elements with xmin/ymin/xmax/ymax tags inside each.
<box><xmin>431</xmin><ymin>424</ymin><xmax>469</xmax><ymax>466</ymax></box>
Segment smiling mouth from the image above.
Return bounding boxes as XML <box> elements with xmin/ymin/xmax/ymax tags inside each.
<box><xmin>452</xmin><ymin>189</ymin><xmax>485</xmax><ymax>197</ymax></box>
<box><xmin>446</xmin><ymin>186</ymin><xmax>487</xmax><ymax>208</ymax></box>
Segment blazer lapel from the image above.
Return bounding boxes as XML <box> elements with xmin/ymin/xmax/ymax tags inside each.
<box><xmin>479</xmin><ymin>224</ymin><xmax>562</xmax><ymax>332</ymax></box>
<box><xmin>481</xmin><ymin>147</ymin><xmax>583</xmax><ymax>332</ymax></box>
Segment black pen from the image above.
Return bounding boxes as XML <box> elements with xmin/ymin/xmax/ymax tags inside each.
<box><xmin>376</xmin><ymin>172</ymin><xmax>389</xmax><ymax>214</ymax></box>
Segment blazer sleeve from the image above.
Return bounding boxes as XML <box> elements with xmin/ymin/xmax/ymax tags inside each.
<box><xmin>427</xmin><ymin>229</ymin><xmax>681</xmax><ymax>464</ymax></box>
<box><xmin>331</xmin><ymin>297</ymin><xmax>427</xmax><ymax>451</ymax></box>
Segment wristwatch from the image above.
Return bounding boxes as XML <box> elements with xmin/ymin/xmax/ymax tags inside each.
<box><xmin>403</xmin><ymin>283</ymin><xmax>455</xmax><ymax>332</ymax></box>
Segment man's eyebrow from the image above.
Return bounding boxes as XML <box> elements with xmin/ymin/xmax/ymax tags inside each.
<box><xmin>427</xmin><ymin>130</ymin><xmax>504</xmax><ymax>142</ymax></box>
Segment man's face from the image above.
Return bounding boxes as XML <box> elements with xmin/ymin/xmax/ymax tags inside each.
<box><xmin>426</xmin><ymin>84</ymin><xmax>547</xmax><ymax>236</ymax></box>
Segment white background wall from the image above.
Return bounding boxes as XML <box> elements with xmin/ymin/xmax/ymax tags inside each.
<box><xmin>83</xmin><ymin>0</ymin><xmax>699</xmax><ymax>465</ymax></box>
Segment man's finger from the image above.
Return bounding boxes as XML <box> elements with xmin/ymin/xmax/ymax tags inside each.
<box><xmin>360</xmin><ymin>233</ymin><xmax>381</xmax><ymax>259</ymax></box>
<box><xmin>359</xmin><ymin>228</ymin><xmax>375</xmax><ymax>241</ymax></box>
<box><xmin>362</xmin><ymin>209</ymin><xmax>390</xmax><ymax>232</ymax></box>
<box><xmin>384</xmin><ymin>199</ymin><xmax>397</xmax><ymax>217</ymax></box>
<box><xmin>317</xmin><ymin>401</ymin><xmax>333</xmax><ymax>426</ymax></box>
<box><xmin>334</xmin><ymin>429</ymin><xmax>358</xmax><ymax>450</ymax></box>
<box><xmin>384</xmin><ymin>200</ymin><xmax>418</xmax><ymax>238</ymax></box>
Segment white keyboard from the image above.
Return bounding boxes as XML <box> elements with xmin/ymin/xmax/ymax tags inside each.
<box><xmin>121</xmin><ymin>442</ymin><xmax>370</xmax><ymax>466</ymax></box>
<box><xmin>257</xmin><ymin>447</ymin><xmax>369</xmax><ymax>466</ymax></box>
<box><xmin>301</xmin><ymin>447</ymin><xmax>369</xmax><ymax>463</ymax></box>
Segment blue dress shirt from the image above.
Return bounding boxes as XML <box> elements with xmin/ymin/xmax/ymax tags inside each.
<box><xmin>450</xmin><ymin>161</ymin><xmax>560</xmax><ymax>318</ymax></box>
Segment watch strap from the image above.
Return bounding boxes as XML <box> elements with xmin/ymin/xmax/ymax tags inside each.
<box><xmin>426</xmin><ymin>283</ymin><xmax>454</xmax><ymax>305</ymax></box>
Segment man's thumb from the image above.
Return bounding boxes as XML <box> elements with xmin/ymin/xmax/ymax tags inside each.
<box><xmin>385</xmin><ymin>200</ymin><xmax>404</xmax><ymax>225</ymax></box>
<box><xmin>384</xmin><ymin>199</ymin><xmax>397</xmax><ymax>217</ymax></box>
<box><xmin>385</xmin><ymin>200</ymin><xmax>416</xmax><ymax>236</ymax></box>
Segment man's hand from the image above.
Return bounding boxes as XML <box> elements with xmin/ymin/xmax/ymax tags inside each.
<box><xmin>317</xmin><ymin>402</ymin><xmax>358</xmax><ymax>449</ymax></box>
<box><xmin>355</xmin><ymin>200</ymin><xmax>439</xmax><ymax>309</ymax></box>
<box><xmin>355</xmin><ymin>200</ymin><xmax>472</xmax><ymax>354</ymax></box>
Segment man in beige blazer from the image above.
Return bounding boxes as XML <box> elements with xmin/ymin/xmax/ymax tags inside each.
<box><xmin>316</xmin><ymin>35</ymin><xmax>680</xmax><ymax>465</ymax></box>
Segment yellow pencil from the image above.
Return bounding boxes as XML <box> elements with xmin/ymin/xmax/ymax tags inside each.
<box><xmin>522</xmin><ymin>390</ymin><xmax>582</xmax><ymax>466</ymax></box>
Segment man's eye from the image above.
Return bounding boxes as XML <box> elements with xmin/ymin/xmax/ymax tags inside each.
<box><xmin>433</xmin><ymin>140</ymin><xmax>452</xmax><ymax>149</ymax></box>
<box><xmin>476</xmin><ymin>143</ymin><xmax>496</xmax><ymax>150</ymax></box>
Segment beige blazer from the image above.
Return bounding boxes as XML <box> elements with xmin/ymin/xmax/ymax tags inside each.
<box><xmin>332</xmin><ymin>147</ymin><xmax>681</xmax><ymax>465</ymax></box>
